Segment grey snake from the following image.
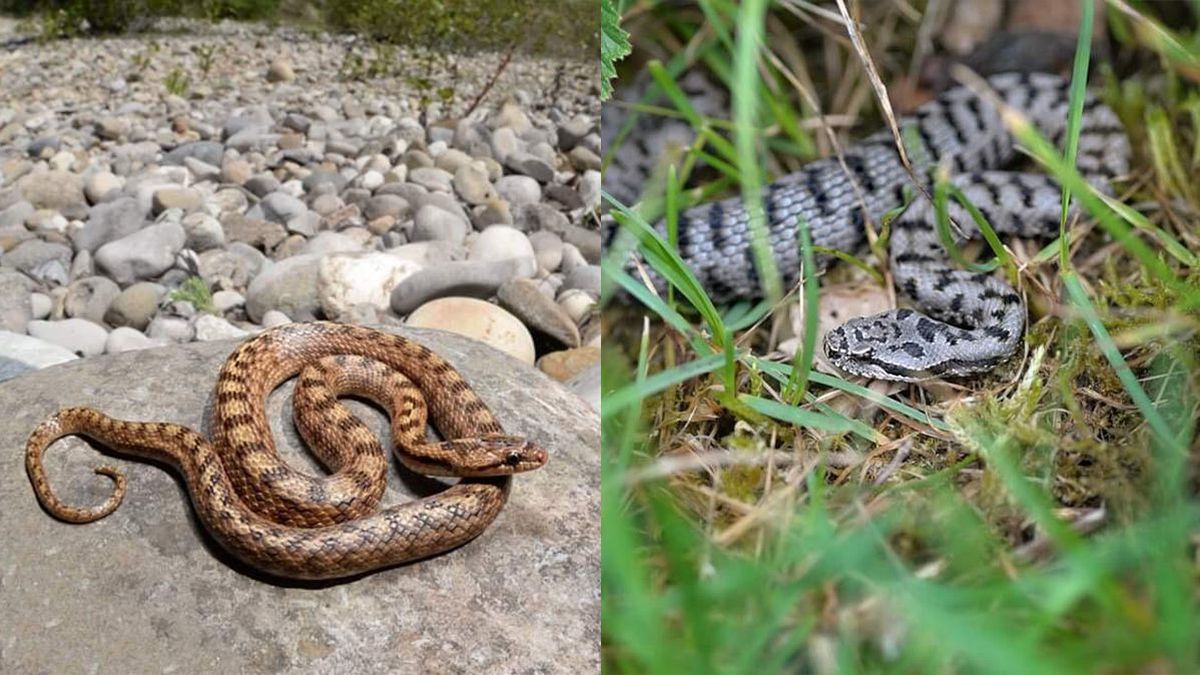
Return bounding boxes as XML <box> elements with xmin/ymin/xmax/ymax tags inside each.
<box><xmin>603</xmin><ymin>72</ymin><xmax>1129</xmax><ymax>381</ymax></box>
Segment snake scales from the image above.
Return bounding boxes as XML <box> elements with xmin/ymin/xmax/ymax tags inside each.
<box><xmin>603</xmin><ymin>72</ymin><xmax>1130</xmax><ymax>380</ymax></box>
<box><xmin>25</xmin><ymin>322</ymin><xmax>548</xmax><ymax>580</ymax></box>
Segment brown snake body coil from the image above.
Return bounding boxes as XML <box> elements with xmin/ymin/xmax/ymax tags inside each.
<box><xmin>25</xmin><ymin>322</ymin><xmax>549</xmax><ymax>580</ymax></box>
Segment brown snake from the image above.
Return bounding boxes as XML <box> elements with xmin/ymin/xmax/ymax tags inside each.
<box><xmin>25</xmin><ymin>322</ymin><xmax>549</xmax><ymax>580</ymax></box>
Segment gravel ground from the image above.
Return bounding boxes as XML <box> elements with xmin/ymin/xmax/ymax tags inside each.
<box><xmin>0</xmin><ymin>17</ymin><xmax>601</xmax><ymax>406</ymax></box>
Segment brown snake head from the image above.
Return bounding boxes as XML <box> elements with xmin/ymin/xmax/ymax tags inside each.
<box><xmin>410</xmin><ymin>434</ymin><xmax>549</xmax><ymax>477</ymax></box>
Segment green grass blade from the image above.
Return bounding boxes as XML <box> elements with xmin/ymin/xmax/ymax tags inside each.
<box><xmin>721</xmin><ymin>300</ymin><xmax>775</xmax><ymax>332</ymax></box>
<box><xmin>932</xmin><ymin>171</ymin><xmax>1010</xmax><ymax>277</ymax></box>
<box><xmin>1141</xmin><ymin>349</ymin><xmax>1198</xmax><ymax>670</ymax></box>
<box><xmin>601</xmin><ymin>261</ymin><xmax>709</xmax><ymax>354</ymax></box>
<box><xmin>751</xmin><ymin>357</ymin><xmax>952</xmax><ymax>432</ymax></box>
<box><xmin>731</xmin><ymin>0</ymin><xmax>781</xmax><ymax>302</ymax></box>
<box><xmin>647</xmin><ymin>60</ymin><xmax>739</xmax><ymax>163</ymax></box>
<box><xmin>993</xmin><ymin>102</ymin><xmax>1200</xmax><ymax>310</ymax></box>
<box><xmin>741</xmin><ymin>394</ymin><xmax>881</xmax><ymax>442</ymax></box>
<box><xmin>783</xmin><ymin>216</ymin><xmax>819</xmax><ymax>404</ymax></box>
<box><xmin>1062</xmin><ymin>273</ymin><xmax>1181</xmax><ymax>454</ymax></box>
<box><xmin>602</xmin><ymin>352</ymin><xmax>729</xmax><ymax>419</ymax></box>
<box><xmin>1059</xmin><ymin>0</ymin><xmax>1095</xmax><ymax>270</ymax></box>
<box><xmin>604</xmin><ymin>192</ymin><xmax>737</xmax><ymax>386</ymax></box>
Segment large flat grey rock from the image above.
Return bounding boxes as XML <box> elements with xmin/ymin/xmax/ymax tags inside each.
<box><xmin>0</xmin><ymin>326</ymin><xmax>598</xmax><ymax>673</ymax></box>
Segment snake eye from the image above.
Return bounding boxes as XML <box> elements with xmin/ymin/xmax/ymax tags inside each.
<box><xmin>504</xmin><ymin>451</ymin><xmax>523</xmax><ymax>467</ymax></box>
<box><xmin>849</xmin><ymin>343</ymin><xmax>874</xmax><ymax>357</ymax></box>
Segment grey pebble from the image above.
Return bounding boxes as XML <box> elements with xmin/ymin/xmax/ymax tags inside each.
<box><xmin>29</xmin><ymin>292</ymin><xmax>51</xmax><ymax>320</ymax></box>
<box><xmin>18</xmin><ymin>169</ymin><xmax>88</xmax><ymax>219</ymax></box>
<box><xmin>181</xmin><ymin>212</ymin><xmax>225</xmax><ymax>252</ymax></box>
<box><xmin>363</xmin><ymin>194</ymin><xmax>411</xmax><ymax>222</ymax></box>
<box><xmin>0</xmin><ymin>330</ymin><xmax>78</xmax><ymax>382</ymax></box>
<box><xmin>105</xmin><ymin>326</ymin><xmax>163</xmax><ymax>353</ymax></box>
<box><xmin>145</xmin><ymin>315</ymin><xmax>194</xmax><ymax>343</ymax></box>
<box><xmin>75</xmin><ymin>197</ymin><xmax>147</xmax><ymax>253</ymax></box>
<box><xmin>193</xmin><ymin>314</ymin><xmax>248</xmax><ymax>341</ymax></box>
<box><xmin>245</xmin><ymin>253</ymin><xmax>321</xmax><ymax>322</ymax></box>
<box><xmin>301</xmin><ymin>231</ymin><xmax>364</xmax><ymax>256</ymax></box>
<box><xmin>104</xmin><ymin>281</ymin><xmax>164</xmax><ymax>330</ymax></box>
<box><xmin>302</xmin><ymin>170</ymin><xmax>348</xmax><ymax>193</ymax></box>
<box><xmin>561</xmin><ymin>263</ymin><xmax>600</xmax><ymax>297</ymax></box>
<box><xmin>255</xmin><ymin>192</ymin><xmax>308</xmax><ymax>225</ymax></box>
<box><xmin>63</xmin><ymin>276</ymin><xmax>120</xmax><ymax>325</ymax></box>
<box><xmin>260</xmin><ymin>309</ymin><xmax>291</xmax><ymax>327</ymax></box>
<box><xmin>390</xmin><ymin>257</ymin><xmax>535</xmax><ymax>315</ymax></box>
<box><xmin>163</xmin><ymin>141</ymin><xmax>224</xmax><ymax>167</ymax></box>
<box><xmin>0</xmin><ymin>271</ymin><xmax>32</xmax><ymax>333</ymax></box>
<box><xmin>495</xmin><ymin>175</ymin><xmax>541</xmax><ymax>206</ymax></box>
<box><xmin>0</xmin><ymin>201</ymin><xmax>34</xmax><ymax>229</ymax></box>
<box><xmin>515</xmin><ymin>202</ymin><xmax>569</xmax><ymax>234</ymax></box>
<box><xmin>561</xmin><ymin>224</ymin><xmax>602</xmax><ymax>263</ymax></box>
<box><xmin>412</xmin><ymin>205</ymin><xmax>469</xmax><ymax>244</ymax></box>
<box><xmin>244</xmin><ymin>174</ymin><xmax>281</xmax><ymax>198</ymax></box>
<box><xmin>409</xmin><ymin>167</ymin><xmax>455</xmax><ymax>193</ymax></box>
<box><xmin>94</xmin><ymin>222</ymin><xmax>186</xmax><ymax>285</ymax></box>
<box><xmin>504</xmin><ymin>151</ymin><xmax>554</xmax><ymax>183</ymax></box>
<box><xmin>497</xmin><ymin>277</ymin><xmax>580</xmax><ymax>348</ymax></box>
<box><xmin>6</xmin><ymin>239</ymin><xmax>72</xmax><ymax>281</ymax></box>
<box><xmin>27</xmin><ymin>318</ymin><xmax>108</xmax><ymax>357</ymax></box>
<box><xmin>529</xmin><ymin>230</ymin><xmax>564</xmax><ymax>273</ymax></box>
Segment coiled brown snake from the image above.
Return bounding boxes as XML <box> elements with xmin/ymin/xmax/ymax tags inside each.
<box><xmin>25</xmin><ymin>322</ymin><xmax>549</xmax><ymax>580</ymax></box>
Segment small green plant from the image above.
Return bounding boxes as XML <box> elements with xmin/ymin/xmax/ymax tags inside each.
<box><xmin>191</xmin><ymin>43</ymin><xmax>221</xmax><ymax>80</ymax></box>
<box><xmin>32</xmin><ymin>0</ymin><xmax>149</xmax><ymax>36</ymax></box>
<box><xmin>199</xmin><ymin>0</ymin><xmax>223</xmax><ymax>23</ymax></box>
<box><xmin>169</xmin><ymin>276</ymin><xmax>215</xmax><ymax>314</ymax></box>
<box><xmin>130</xmin><ymin>40</ymin><xmax>160</xmax><ymax>78</ymax></box>
<box><xmin>13</xmin><ymin>14</ymin><xmax>39</xmax><ymax>36</ymax></box>
<box><xmin>18</xmin><ymin>0</ymin><xmax>281</xmax><ymax>39</ymax></box>
<box><xmin>321</xmin><ymin>0</ymin><xmax>596</xmax><ymax>58</ymax></box>
<box><xmin>401</xmin><ymin>48</ymin><xmax>458</xmax><ymax>116</ymax></box>
<box><xmin>338</xmin><ymin>49</ymin><xmax>366</xmax><ymax>81</ymax></box>
<box><xmin>164</xmin><ymin>67</ymin><xmax>191</xmax><ymax>97</ymax></box>
<box><xmin>601</xmin><ymin>0</ymin><xmax>630</xmax><ymax>100</ymax></box>
<box><xmin>368</xmin><ymin>41</ymin><xmax>398</xmax><ymax>78</ymax></box>
<box><xmin>197</xmin><ymin>0</ymin><xmax>279</xmax><ymax>22</ymax></box>
<box><xmin>339</xmin><ymin>41</ymin><xmax>403</xmax><ymax>82</ymax></box>
<box><xmin>38</xmin><ymin>6</ymin><xmax>84</xmax><ymax>42</ymax></box>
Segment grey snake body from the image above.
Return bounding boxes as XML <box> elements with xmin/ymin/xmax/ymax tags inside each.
<box><xmin>603</xmin><ymin>72</ymin><xmax>1129</xmax><ymax>380</ymax></box>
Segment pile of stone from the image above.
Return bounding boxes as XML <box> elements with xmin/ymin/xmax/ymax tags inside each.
<box><xmin>0</xmin><ymin>19</ymin><xmax>600</xmax><ymax>407</ymax></box>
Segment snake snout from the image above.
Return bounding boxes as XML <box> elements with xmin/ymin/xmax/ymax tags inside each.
<box><xmin>522</xmin><ymin>441</ymin><xmax>549</xmax><ymax>468</ymax></box>
<box><xmin>824</xmin><ymin>326</ymin><xmax>863</xmax><ymax>361</ymax></box>
<box><xmin>824</xmin><ymin>324</ymin><xmax>886</xmax><ymax>380</ymax></box>
<box><xmin>826</xmin><ymin>320</ymin><xmax>883</xmax><ymax>358</ymax></box>
<box><xmin>824</xmin><ymin>327</ymin><xmax>847</xmax><ymax>355</ymax></box>
<box><xmin>504</xmin><ymin>440</ymin><xmax>548</xmax><ymax>471</ymax></box>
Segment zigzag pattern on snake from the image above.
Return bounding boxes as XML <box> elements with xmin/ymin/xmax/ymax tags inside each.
<box><xmin>603</xmin><ymin>72</ymin><xmax>1130</xmax><ymax>380</ymax></box>
<box><xmin>25</xmin><ymin>322</ymin><xmax>549</xmax><ymax>580</ymax></box>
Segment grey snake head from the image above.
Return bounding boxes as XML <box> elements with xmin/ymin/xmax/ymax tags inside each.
<box><xmin>823</xmin><ymin>317</ymin><xmax>934</xmax><ymax>382</ymax></box>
